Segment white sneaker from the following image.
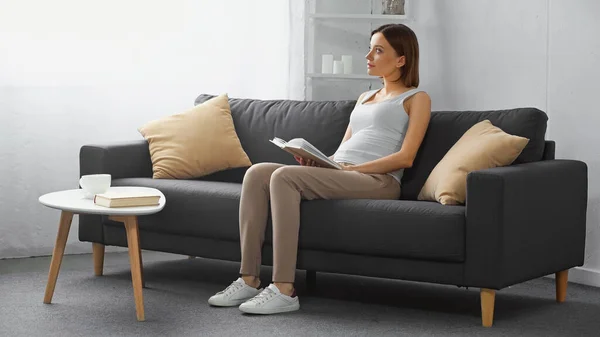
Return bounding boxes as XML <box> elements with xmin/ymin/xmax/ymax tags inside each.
<box><xmin>238</xmin><ymin>284</ymin><xmax>300</xmax><ymax>314</ymax></box>
<box><xmin>208</xmin><ymin>278</ymin><xmax>262</xmax><ymax>307</ymax></box>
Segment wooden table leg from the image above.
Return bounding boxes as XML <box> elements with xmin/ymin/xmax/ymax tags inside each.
<box><xmin>43</xmin><ymin>211</ymin><xmax>74</xmax><ymax>304</ymax></box>
<box><xmin>109</xmin><ymin>215</ymin><xmax>145</xmax><ymax>321</ymax></box>
<box><xmin>138</xmin><ymin>242</ymin><xmax>145</xmax><ymax>289</ymax></box>
<box><xmin>93</xmin><ymin>243</ymin><xmax>105</xmax><ymax>276</ymax></box>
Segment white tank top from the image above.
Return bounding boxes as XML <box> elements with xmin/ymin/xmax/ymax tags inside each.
<box><xmin>333</xmin><ymin>88</ymin><xmax>423</xmax><ymax>184</ymax></box>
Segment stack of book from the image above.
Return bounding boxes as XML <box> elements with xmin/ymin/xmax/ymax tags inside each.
<box><xmin>93</xmin><ymin>190</ymin><xmax>161</xmax><ymax>208</ymax></box>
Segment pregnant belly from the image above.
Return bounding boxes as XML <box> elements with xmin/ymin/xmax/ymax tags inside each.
<box><xmin>335</xmin><ymin>130</ymin><xmax>400</xmax><ymax>161</ymax></box>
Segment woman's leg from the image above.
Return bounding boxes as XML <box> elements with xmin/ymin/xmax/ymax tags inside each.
<box><xmin>208</xmin><ymin>162</ymin><xmax>285</xmax><ymax>307</ymax></box>
<box><xmin>239</xmin><ymin>162</ymin><xmax>284</xmax><ymax>287</ymax></box>
<box><xmin>269</xmin><ymin>166</ymin><xmax>400</xmax><ymax>294</ymax></box>
<box><xmin>238</xmin><ymin>166</ymin><xmax>399</xmax><ymax>314</ymax></box>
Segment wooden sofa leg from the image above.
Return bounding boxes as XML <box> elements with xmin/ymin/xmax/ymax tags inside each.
<box><xmin>556</xmin><ymin>269</ymin><xmax>568</xmax><ymax>303</ymax></box>
<box><xmin>92</xmin><ymin>243</ymin><xmax>105</xmax><ymax>276</ymax></box>
<box><xmin>480</xmin><ymin>288</ymin><xmax>495</xmax><ymax>328</ymax></box>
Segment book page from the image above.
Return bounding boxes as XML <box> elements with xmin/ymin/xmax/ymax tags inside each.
<box><xmin>97</xmin><ymin>190</ymin><xmax>161</xmax><ymax>199</ymax></box>
<box><xmin>294</xmin><ymin>149</ymin><xmax>341</xmax><ymax>169</ymax></box>
<box><xmin>286</xmin><ymin>138</ymin><xmax>304</xmax><ymax>148</ymax></box>
<box><xmin>282</xmin><ymin>139</ymin><xmax>341</xmax><ymax>169</ymax></box>
<box><xmin>271</xmin><ymin>137</ymin><xmax>286</xmax><ymax>147</ymax></box>
<box><xmin>270</xmin><ymin>137</ymin><xmax>341</xmax><ymax>169</ymax></box>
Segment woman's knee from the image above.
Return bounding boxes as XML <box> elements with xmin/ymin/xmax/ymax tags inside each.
<box><xmin>270</xmin><ymin>166</ymin><xmax>303</xmax><ymax>186</ymax></box>
<box><xmin>243</xmin><ymin>163</ymin><xmax>281</xmax><ymax>186</ymax></box>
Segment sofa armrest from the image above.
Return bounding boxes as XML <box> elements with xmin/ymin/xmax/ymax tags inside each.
<box><xmin>464</xmin><ymin>159</ymin><xmax>587</xmax><ymax>289</ymax></box>
<box><xmin>79</xmin><ymin>140</ymin><xmax>153</xmax><ymax>179</ymax></box>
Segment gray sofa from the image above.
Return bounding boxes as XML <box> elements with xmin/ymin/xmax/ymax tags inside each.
<box><xmin>79</xmin><ymin>94</ymin><xmax>588</xmax><ymax>327</ymax></box>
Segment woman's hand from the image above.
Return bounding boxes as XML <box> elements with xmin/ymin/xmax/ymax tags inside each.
<box><xmin>294</xmin><ymin>156</ymin><xmax>320</xmax><ymax>167</ymax></box>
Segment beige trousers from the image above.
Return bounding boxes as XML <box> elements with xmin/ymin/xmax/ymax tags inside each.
<box><xmin>239</xmin><ymin>162</ymin><xmax>401</xmax><ymax>283</ymax></box>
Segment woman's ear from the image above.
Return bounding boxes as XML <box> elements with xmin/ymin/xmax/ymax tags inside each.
<box><xmin>396</xmin><ymin>55</ymin><xmax>406</xmax><ymax>68</ymax></box>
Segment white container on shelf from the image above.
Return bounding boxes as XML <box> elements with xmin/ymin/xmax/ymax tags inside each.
<box><xmin>333</xmin><ymin>60</ymin><xmax>344</xmax><ymax>74</ymax></box>
<box><xmin>321</xmin><ymin>54</ymin><xmax>334</xmax><ymax>74</ymax></box>
<box><xmin>341</xmin><ymin>55</ymin><xmax>353</xmax><ymax>74</ymax></box>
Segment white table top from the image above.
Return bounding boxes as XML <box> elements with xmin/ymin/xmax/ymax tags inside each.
<box><xmin>39</xmin><ymin>186</ymin><xmax>166</xmax><ymax>216</ymax></box>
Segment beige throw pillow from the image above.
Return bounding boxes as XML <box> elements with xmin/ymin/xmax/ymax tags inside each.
<box><xmin>138</xmin><ymin>94</ymin><xmax>252</xmax><ymax>179</ymax></box>
<box><xmin>418</xmin><ymin>120</ymin><xmax>529</xmax><ymax>205</ymax></box>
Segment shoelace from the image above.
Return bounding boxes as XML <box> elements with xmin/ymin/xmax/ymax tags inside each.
<box><xmin>220</xmin><ymin>281</ymin><xmax>243</xmax><ymax>296</ymax></box>
<box><xmin>250</xmin><ymin>287</ymin><xmax>276</xmax><ymax>305</ymax></box>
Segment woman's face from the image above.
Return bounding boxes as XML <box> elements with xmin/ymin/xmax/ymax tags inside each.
<box><xmin>365</xmin><ymin>32</ymin><xmax>405</xmax><ymax>78</ymax></box>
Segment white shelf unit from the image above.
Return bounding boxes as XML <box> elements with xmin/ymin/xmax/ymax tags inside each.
<box><xmin>304</xmin><ymin>0</ymin><xmax>411</xmax><ymax>100</ymax></box>
<box><xmin>307</xmin><ymin>73</ymin><xmax>382</xmax><ymax>80</ymax></box>
<box><xmin>308</xmin><ymin>13</ymin><xmax>408</xmax><ymax>20</ymax></box>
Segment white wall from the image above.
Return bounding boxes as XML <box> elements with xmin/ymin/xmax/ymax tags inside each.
<box><xmin>0</xmin><ymin>0</ymin><xmax>290</xmax><ymax>258</ymax></box>
<box><xmin>419</xmin><ymin>0</ymin><xmax>549</xmax><ymax>112</ymax></box>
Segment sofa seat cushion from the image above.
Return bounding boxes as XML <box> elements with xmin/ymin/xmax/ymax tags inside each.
<box><xmin>109</xmin><ymin>178</ymin><xmax>465</xmax><ymax>263</ymax></box>
<box><xmin>289</xmin><ymin>199</ymin><xmax>466</xmax><ymax>262</ymax></box>
<box><xmin>109</xmin><ymin>178</ymin><xmax>243</xmax><ymax>240</ymax></box>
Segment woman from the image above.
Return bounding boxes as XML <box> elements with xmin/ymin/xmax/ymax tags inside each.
<box><xmin>208</xmin><ymin>23</ymin><xmax>431</xmax><ymax>314</ymax></box>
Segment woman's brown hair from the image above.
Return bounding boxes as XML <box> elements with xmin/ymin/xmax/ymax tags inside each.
<box><xmin>371</xmin><ymin>23</ymin><xmax>419</xmax><ymax>87</ymax></box>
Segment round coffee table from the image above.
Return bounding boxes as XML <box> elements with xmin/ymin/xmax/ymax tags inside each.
<box><xmin>38</xmin><ymin>186</ymin><xmax>166</xmax><ymax>321</ymax></box>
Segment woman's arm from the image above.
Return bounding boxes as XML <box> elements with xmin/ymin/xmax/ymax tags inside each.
<box><xmin>344</xmin><ymin>92</ymin><xmax>431</xmax><ymax>174</ymax></box>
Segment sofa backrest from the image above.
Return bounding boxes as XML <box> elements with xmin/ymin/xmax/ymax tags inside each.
<box><xmin>194</xmin><ymin>94</ymin><xmax>355</xmax><ymax>183</ymax></box>
<box><xmin>195</xmin><ymin>94</ymin><xmax>548</xmax><ymax>200</ymax></box>
<box><xmin>399</xmin><ymin>108</ymin><xmax>548</xmax><ymax>200</ymax></box>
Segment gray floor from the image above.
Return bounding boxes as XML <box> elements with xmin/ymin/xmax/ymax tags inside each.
<box><xmin>1</xmin><ymin>251</ymin><xmax>600</xmax><ymax>337</ymax></box>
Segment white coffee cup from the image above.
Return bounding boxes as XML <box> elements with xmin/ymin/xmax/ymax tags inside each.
<box><xmin>79</xmin><ymin>174</ymin><xmax>111</xmax><ymax>199</ymax></box>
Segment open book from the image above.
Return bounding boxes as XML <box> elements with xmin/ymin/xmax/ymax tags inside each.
<box><xmin>270</xmin><ymin>137</ymin><xmax>342</xmax><ymax>169</ymax></box>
